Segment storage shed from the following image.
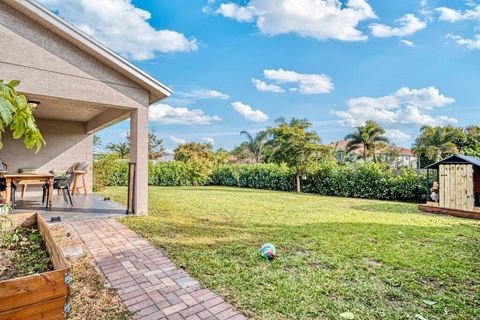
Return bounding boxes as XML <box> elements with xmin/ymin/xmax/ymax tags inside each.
<box><xmin>419</xmin><ymin>154</ymin><xmax>480</xmax><ymax>219</ymax></box>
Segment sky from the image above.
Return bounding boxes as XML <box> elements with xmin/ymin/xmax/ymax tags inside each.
<box><xmin>38</xmin><ymin>0</ymin><xmax>480</xmax><ymax>152</ymax></box>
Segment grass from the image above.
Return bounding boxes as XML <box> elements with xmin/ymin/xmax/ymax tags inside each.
<box><xmin>101</xmin><ymin>186</ymin><xmax>480</xmax><ymax>320</ymax></box>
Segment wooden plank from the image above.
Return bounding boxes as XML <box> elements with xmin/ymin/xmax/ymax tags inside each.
<box><xmin>0</xmin><ymin>269</ymin><xmax>68</xmax><ymax>313</ymax></box>
<box><xmin>449</xmin><ymin>164</ymin><xmax>456</xmax><ymax>209</ymax></box>
<box><xmin>36</xmin><ymin>215</ymin><xmax>69</xmax><ymax>270</ymax></box>
<box><xmin>0</xmin><ymin>295</ymin><xmax>65</xmax><ymax>320</ymax></box>
<box><xmin>439</xmin><ymin>165</ymin><xmax>446</xmax><ymax>208</ymax></box>
<box><xmin>466</xmin><ymin>164</ymin><xmax>474</xmax><ymax>212</ymax></box>
<box><xmin>419</xmin><ymin>204</ymin><xmax>480</xmax><ymax>220</ymax></box>
<box><xmin>456</xmin><ymin>165</ymin><xmax>463</xmax><ymax>210</ymax></box>
<box><xmin>461</xmin><ymin>165</ymin><xmax>467</xmax><ymax>211</ymax></box>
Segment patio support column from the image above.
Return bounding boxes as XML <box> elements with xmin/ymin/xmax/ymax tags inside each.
<box><xmin>129</xmin><ymin>108</ymin><xmax>149</xmax><ymax>215</ymax></box>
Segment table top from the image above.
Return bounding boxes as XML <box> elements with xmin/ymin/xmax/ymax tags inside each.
<box><xmin>4</xmin><ymin>173</ymin><xmax>54</xmax><ymax>179</ymax></box>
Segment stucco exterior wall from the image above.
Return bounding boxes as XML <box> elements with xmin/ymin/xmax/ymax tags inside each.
<box><xmin>0</xmin><ymin>119</ymin><xmax>93</xmax><ymax>193</ymax></box>
<box><xmin>0</xmin><ymin>1</ymin><xmax>149</xmax><ymax>109</ymax></box>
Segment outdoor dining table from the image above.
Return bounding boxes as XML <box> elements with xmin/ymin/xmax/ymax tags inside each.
<box><xmin>3</xmin><ymin>173</ymin><xmax>55</xmax><ymax>208</ymax></box>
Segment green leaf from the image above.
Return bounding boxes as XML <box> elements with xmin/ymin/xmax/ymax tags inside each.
<box><xmin>340</xmin><ymin>312</ymin><xmax>355</xmax><ymax>319</ymax></box>
<box><xmin>0</xmin><ymin>96</ymin><xmax>14</xmax><ymax>124</ymax></box>
<box><xmin>415</xmin><ymin>315</ymin><xmax>428</xmax><ymax>320</ymax></box>
<box><xmin>7</xmin><ymin>80</ymin><xmax>20</xmax><ymax>88</ymax></box>
<box><xmin>16</xmin><ymin>95</ymin><xmax>27</xmax><ymax>108</ymax></box>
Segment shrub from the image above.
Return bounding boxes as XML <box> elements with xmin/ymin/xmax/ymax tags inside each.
<box><xmin>149</xmin><ymin>161</ymin><xmax>192</xmax><ymax>186</ymax></box>
<box><xmin>211</xmin><ymin>164</ymin><xmax>295</xmax><ymax>191</ymax></box>
<box><xmin>93</xmin><ymin>154</ymin><xmax>128</xmax><ymax>191</ymax></box>
<box><xmin>96</xmin><ymin>158</ymin><xmax>427</xmax><ymax>203</ymax></box>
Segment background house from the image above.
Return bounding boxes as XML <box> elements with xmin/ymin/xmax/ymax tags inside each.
<box><xmin>328</xmin><ymin>140</ymin><xmax>418</xmax><ymax>168</ymax></box>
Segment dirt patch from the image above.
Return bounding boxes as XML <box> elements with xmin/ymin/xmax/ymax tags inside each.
<box><xmin>365</xmin><ymin>258</ymin><xmax>382</xmax><ymax>267</ymax></box>
<box><xmin>0</xmin><ymin>222</ymin><xmax>53</xmax><ymax>281</ymax></box>
<box><xmin>50</xmin><ymin>223</ymin><xmax>132</xmax><ymax>320</ymax></box>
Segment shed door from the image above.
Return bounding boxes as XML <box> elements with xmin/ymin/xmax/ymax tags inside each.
<box><xmin>439</xmin><ymin>164</ymin><xmax>474</xmax><ymax>211</ymax></box>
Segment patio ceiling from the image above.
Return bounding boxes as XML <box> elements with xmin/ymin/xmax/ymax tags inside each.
<box><xmin>24</xmin><ymin>94</ymin><xmax>131</xmax><ymax>133</ymax></box>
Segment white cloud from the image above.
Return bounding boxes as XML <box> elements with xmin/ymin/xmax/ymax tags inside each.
<box><xmin>251</xmin><ymin>78</ymin><xmax>285</xmax><ymax>93</ymax></box>
<box><xmin>436</xmin><ymin>5</ymin><xmax>480</xmax><ymax>22</ymax></box>
<box><xmin>447</xmin><ymin>33</ymin><xmax>480</xmax><ymax>49</ymax></box>
<box><xmin>214</xmin><ymin>0</ymin><xmax>376</xmax><ymax>42</ymax></box>
<box><xmin>436</xmin><ymin>5</ymin><xmax>480</xmax><ymax>49</ymax></box>
<box><xmin>38</xmin><ymin>0</ymin><xmax>198</xmax><ymax>60</ymax></box>
<box><xmin>401</xmin><ymin>39</ymin><xmax>415</xmax><ymax>47</ymax></box>
<box><xmin>204</xmin><ymin>137</ymin><xmax>215</xmax><ymax>144</ymax></box>
<box><xmin>170</xmin><ymin>136</ymin><xmax>186</xmax><ymax>144</ymax></box>
<box><xmin>370</xmin><ymin>14</ymin><xmax>426</xmax><ymax>38</ymax></box>
<box><xmin>231</xmin><ymin>101</ymin><xmax>269</xmax><ymax>122</ymax></box>
<box><xmin>385</xmin><ymin>129</ymin><xmax>411</xmax><ymax>141</ymax></box>
<box><xmin>263</xmin><ymin>69</ymin><xmax>334</xmax><ymax>94</ymax></box>
<box><xmin>332</xmin><ymin>87</ymin><xmax>457</xmax><ymax>127</ymax></box>
<box><xmin>216</xmin><ymin>3</ymin><xmax>256</xmax><ymax>22</ymax></box>
<box><xmin>149</xmin><ymin>103</ymin><xmax>222</xmax><ymax>125</ymax></box>
<box><xmin>177</xmin><ymin>89</ymin><xmax>230</xmax><ymax>100</ymax></box>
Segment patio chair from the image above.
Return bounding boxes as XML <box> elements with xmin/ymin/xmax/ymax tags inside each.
<box><xmin>68</xmin><ymin>162</ymin><xmax>89</xmax><ymax>195</ymax></box>
<box><xmin>0</xmin><ymin>162</ymin><xmax>17</xmax><ymax>207</ymax></box>
<box><xmin>42</xmin><ymin>173</ymin><xmax>73</xmax><ymax>208</ymax></box>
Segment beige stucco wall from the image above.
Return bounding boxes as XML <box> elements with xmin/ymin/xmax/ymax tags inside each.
<box><xmin>0</xmin><ymin>118</ymin><xmax>93</xmax><ymax>193</ymax></box>
<box><xmin>0</xmin><ymin>1</ymin><xmax>149</xmax><ymax>109</ymax></box>
<box><xmin>0</xmin><ymin>1</ymin><xmax>152</xmax><ymax>213</ymax></box>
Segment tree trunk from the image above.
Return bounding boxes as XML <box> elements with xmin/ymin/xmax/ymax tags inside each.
<box><xmin>295</xmin><ymin>171</ymin><xmax>301</xmax><ymax>193</ymax></box>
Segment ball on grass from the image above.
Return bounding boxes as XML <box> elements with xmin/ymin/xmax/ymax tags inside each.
<box><xmin>260</xmin><ymin>243</ymin><xmax>276</xmax><ymax>261</ymax></box>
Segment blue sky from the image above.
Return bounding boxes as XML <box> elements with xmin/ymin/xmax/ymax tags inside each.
<box><xmin>39</xmin><ymin>0</ymin><xmax>480</xmax><ymax>151</ymax></box>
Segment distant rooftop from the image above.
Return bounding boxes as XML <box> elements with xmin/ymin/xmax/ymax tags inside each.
<box><xmin>327</xmin><ymin>140</ymin><xmax>414</xmax><ymax>156</ymax></box>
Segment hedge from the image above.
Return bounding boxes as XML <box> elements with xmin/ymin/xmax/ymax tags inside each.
<box><xmin>94</xmin><ymin>159</ymin><xmax>426</xmax><ymax>202</ymax></box>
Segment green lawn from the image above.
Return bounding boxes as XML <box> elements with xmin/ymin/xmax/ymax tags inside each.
<box><xmin>101</xmin><ymin>186</ymin><xmax>480</xmax><ymax>320</ymax></box>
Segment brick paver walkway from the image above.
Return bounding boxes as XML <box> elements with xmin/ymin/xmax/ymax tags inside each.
<box><xmin>72</xmin><ymin>219</ymin><xmax>248</xmax><ymax>320</ymax></box>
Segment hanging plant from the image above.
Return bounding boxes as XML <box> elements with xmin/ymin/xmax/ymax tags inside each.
<box><xmin>0</xmin><ymin>80</ymin><xmax>45</xmax><ymax>152</ymax></box>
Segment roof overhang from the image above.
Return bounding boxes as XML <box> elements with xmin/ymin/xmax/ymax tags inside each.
<box><xmin>425</xmin><ymin>154</ymin><xmax>480</xmax><ymax>170</ymax></box>
<box><xmin>4</xmin><ymin>0</ymin><xmax>173</xmax><ymax>104</ymax></box>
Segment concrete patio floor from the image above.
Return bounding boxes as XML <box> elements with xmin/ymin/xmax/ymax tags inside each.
<box><xmin>12</xmin><ymin>192</ymin><xmax>127</xmax><ymax>222</ymax></box>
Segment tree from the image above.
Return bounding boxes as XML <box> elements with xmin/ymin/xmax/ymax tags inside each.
<box><xmin>174</xmin><ymin>142</ymin><xmax>214</xmax><ymax>186</ymax></box>
<box><xmin>239</xmin><ymin>130</ymin><xmax>268</xmax><ymax>163</ymax></box>
<box><xmin>124</xmin><ymin>129</ymin><xmax>166</xmax><ymax>160</ymax></box>
<box><xmin>93</xmin><ymin>135</ymin><xmax>102</xmax><ymax>148</ymax></box>
<box><xmin>265</xmin><ymin>118</ymin><xmax>323</xmax><ymax>193</ymax></box>
<box><xmin>0</xmin><ymin>80</ymin><xmax>44</xmax><ymax>151</ymax></box>
<box><xmin>412</xmin><ymin>125</ymin><xmax>465</xmax><ymax>164</ymax></box>
<box><xmin>345</xmin><ymin>120</ymin><xmax>389</xmax><ymax>162</ymax></box>
<box><xmin>106</xmin><ymin>141</ymin><xmax>130</xmax><ymax>158</ymax></box>
<box><xmin>460</xmin><ymin>125</ymin><xmax>480</xmax><ymax>157</ymax></box>
<box><xmin>174</xmin><ymin>142</ymin><xmax>214</xmax><ymax>162</ymax></box>
<box><xmin>148</xmin><ymin>128</ymin><xmax>166</xmax><ymax>160</ymax></box>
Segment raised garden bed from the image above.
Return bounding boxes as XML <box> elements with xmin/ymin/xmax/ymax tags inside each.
<box><xmin>0</xmin><ymin>213</ymin><xmax>70</xmax><ymax>320</ymax></box>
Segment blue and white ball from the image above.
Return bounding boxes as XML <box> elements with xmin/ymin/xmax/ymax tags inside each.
<box><xmin>260</xmin><ymin>243</ymin><xmax>276</xmax><ymax>261</ymax></box>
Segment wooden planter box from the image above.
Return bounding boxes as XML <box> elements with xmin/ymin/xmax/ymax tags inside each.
<box><xmin>0</xmin><ymin>213</ymin><xmax>70</xmax><ymax>320</ymax></box>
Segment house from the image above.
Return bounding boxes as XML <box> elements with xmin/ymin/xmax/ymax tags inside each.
<box><xmin>0</xmin><ymin>0</ymin><xmax>172</xmax><ymax>214</ymax></box>
<box><xmin>327</xmin><ymin>140</ymin><xmax>418</xmax><ymax>168</ymax></box>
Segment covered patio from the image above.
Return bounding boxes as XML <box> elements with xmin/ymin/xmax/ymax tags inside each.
<box><xmin>0</xmin><ymin>0</ymin><xmax>172</xmax><ymax>216</ymax></box>
<box><xmin>13</xmin><ymin>193</ymin><xmax>126</xmax><ymax>222</ymax></box>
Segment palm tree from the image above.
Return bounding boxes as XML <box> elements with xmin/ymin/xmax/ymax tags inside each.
<box><xmin>106</xmin><ymin>142</ymin><xmax>130</xmax><ymax>158</ymax></box>
<box><xmin>412</xmin><ymin>125</ymin><xmax>463</xmax><ymax>163</ymax></box>
<box><xmin>239</xmin><ymin>130</ymin><xmax>268</xmax><ymax>164</ymax></box>
<box><xmin>345</xmin><ymin>120</ymin><xmax>389</xmax><ymax>162</ymax></box>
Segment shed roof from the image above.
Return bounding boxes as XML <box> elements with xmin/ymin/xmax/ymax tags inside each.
<box><xmin>425</xmin><ymin>154</ymin><xmax>480</xmax><ymax>169</ymax></box>
<box><xmin>4</xmin><ymin>0</ymin><xmax>172</xmax><ymax>104</ymax></box>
